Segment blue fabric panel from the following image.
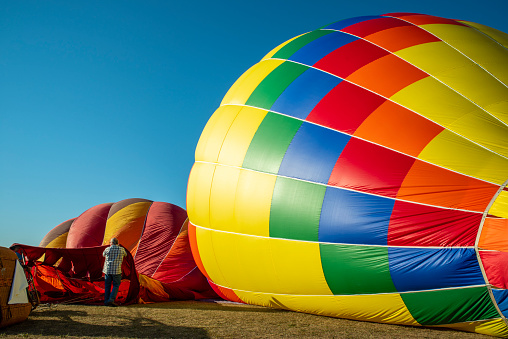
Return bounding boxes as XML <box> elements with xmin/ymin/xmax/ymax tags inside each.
<box><xmin>323</xmin><ymin>16</ymin><xmax>383</xmax><ymax>31</ymax></box>
<box><xmin>278</xmin><ymin>122</ymin><xmax>350</xmax><ymax>184</ymax></box>
<box><xmin>289</xmin><ymin>31</ymin><xmax>358</xmax><ymax>66</ymax></box>
<box><xmin>271</xmin><ymin>68</ymin><xmax>341</xmax><ymax>119</ymax></box>
<box><xmin>319</xmin><ymin>187</ymin><xmax>394</xmax><ymax>245</ymax></box>
<box><xmin>388</xmin><ymin>247</ymin><xmax>485</xmax><ymax>292</ymax></box>
<box><xmin>492</xmin><ymin>289</ymin><xmax>508</xmax><ymax>318</ymax></box>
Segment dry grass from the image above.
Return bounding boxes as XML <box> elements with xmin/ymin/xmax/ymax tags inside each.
<box><xmin>0</xmin><ymin>300</ymin><xmax>490</xmax><ymax>338</ymax></box>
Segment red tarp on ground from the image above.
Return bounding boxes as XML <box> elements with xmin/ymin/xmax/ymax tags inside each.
<box><xmin>12</xmin><ymin>244</ymin><xmax>139</xmax><ymax>305</ymax></box>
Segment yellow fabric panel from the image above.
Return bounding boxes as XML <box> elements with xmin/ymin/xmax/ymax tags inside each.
<box><xmin>459</xmin><ymin>21</ymin><xmax>508</xmax><ymax>49</ymax></box>
<box><xmin>103</xmin><ymin>201</ymin><xmax>152</xmax><ymax>248</ymax></box>
<box><xmin>395</xmin><ymin>41</ymin><xmax>508</xmax><ymax>122</ymax></box>
<box><xmin>195</xmin><ymin>226</ymin><xmax>331</xmax><ymax>295</ymax></box>
<box><xmin>232</xmin><ymin>291</ymin><xmax>418</xmax><ymax>326</ymax></box>
<box><xmin>268</xmin><ymin>237</ymin><xmax>331</xmax><ymax>295</ymax></box>
<box><xmin>391</xmin><ymin>76</ymin><xmax>508</xmax><ymax>160</ymax></box>
<box><xmin>186</xmin><ymin>162</ymin><xmax>215</xmax><ymax>229</ymax></box>
<box><xmin>473</xmin><ymin>318</ymin><xmax>508</xmax><ymax>337</ymax></box>
<box><xmin>418</xmin><ymin>129</ymin><xmax>508</xmax><ymax>185</ymax></box>
<box><xmin>209</xmin><ymin>165</ymin><xmax>240</xmax><ymax>233</ymax></box>
<box><xmin>421</xmin><ymin>23</ymin><xmax>508</xmax><ymax>85</ymax></box>
<box><xmin>217</xmin><ymin>106</ymin><xmax>268</xmax><ymax>167</ymax></box>
<box><xmin>234</xmin><ymin>169</ymin><xmax>276</xmax><ymax>237</ymax></box>
<box><xmin>261</xmin><ymin>34</ymin><xmax>303</xmax><ymax>60</ymax></box>
<box><xmin>489</xmin><ymin>191</ymin><xmax>508</xmax><ymax>219</ymax></box>
<box><xmin>45</xmin><ymin>232</ymin><xmax>68</xmax><ymax>248</ymax></box>
<box><xmin>220</xmin><ymin>59</ymin><xmax>285</xmax><ymax>106</ymax></box>
<box><xmin>390</xmin><ymin>76</ymin><xmax>480</xmax><ymax>126</ymax></box>
<box><xmin>193</xmin><ymin>225</ymin><xmax>228</xmax><ymax>287</ymax></box>
<box><xmin>195</xmin><ymin>105</ymin><xmax>242</xmax><ymax>163</ymax></box>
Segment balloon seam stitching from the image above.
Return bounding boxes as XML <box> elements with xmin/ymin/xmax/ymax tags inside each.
<box><xmin>196</xmin><ymin>159</ymin><xmax>490</xmax><ymax>215</ymax></box>
<box><xmin>191</xmin><ymin>222</ymin><xmax>476</xmax><ymax>249</ymax></box>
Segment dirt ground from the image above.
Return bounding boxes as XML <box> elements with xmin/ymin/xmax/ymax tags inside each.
<box><xmin>0</xmin><ymin>300</ymin><xmax>491</xmax><ymax>338</ymax></box>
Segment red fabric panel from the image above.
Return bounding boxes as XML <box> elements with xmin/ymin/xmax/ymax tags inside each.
<box><xmin>151</xmin><ymin>229</ymin><xmax>198</xmax><ymax>283</ymax></box>
<box><xmin>397</xmin><ymin>161</ymin><xmax>499</xmax><ymax>212</ymax></box>
<box><xmin>313</xmin><ymin>39</ymin><xmax>389</xmax><ymax>78</ymax></box>
<box><xmin>39</xmin><ymin>218</ymin><xmax>75</xmax><ymax>247</ymax></box>
<box><xmin>15</xmin><ymin>244</ymin><xmax>139</xmax><ymax>305</ymax></box>
<box><xmin>341</xmin><ymin>17</ymin><xmax>412</xmax><ymax>37</ymax></box>
<box><xmin>138</xmin><ymin>273</ymin><xmax>218</xmax><ymax>302</ymax></box>
<box><xmin>383</xmin><ymin>13</ymin><xmax>467</xmax><ymax>26</ymax></box>
<box><xmin>328</xmin><ymin>138</ymin><xmax>416</xmax><ymax>197</ymax></box>
<box><xmin>479</xmin><ymin>251</ymin><xmax>508</xmax><ymax>289</ymax></box>
<box><xmin>388</xmin><ymin>200</ymin><xmax>481</xmax><ymax>247</ymax></box>
<box><xmin>134</xmin><ymin>202</ymin><xmax>188</xmax><ymax>276</ymax></box>
<box><xmin>67</xmin><ymin>203</ymin><xmax>112</xmax><ymax>248</ymax></box>
<box><xmin>306</xmin><ymin>81</ymin><xmax>386</xmax><ymax>134</ymax></box>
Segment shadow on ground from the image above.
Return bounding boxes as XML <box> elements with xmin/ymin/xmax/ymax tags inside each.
<box><xmin>2</xmin><ymin>308</ymin><xmax>210</xmax><ymax>338</ymax></box>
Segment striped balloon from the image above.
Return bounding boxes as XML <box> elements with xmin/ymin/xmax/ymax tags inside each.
<box><xmin>40</xmin><ymin>198</ymin><xmax>216</xmax><ymax>300</ymax></box>
<box><xmin>187</xmin><ymin>13</ymin><xmax>508</xmax><ymax>337</ymax></box>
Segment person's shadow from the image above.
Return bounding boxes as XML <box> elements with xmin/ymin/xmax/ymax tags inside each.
<box><xmin>2</xmin><ymin>308</ymin><xmax>210</xmax><ymax>338</ymax></box>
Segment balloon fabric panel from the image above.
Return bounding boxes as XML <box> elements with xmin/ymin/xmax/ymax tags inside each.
<box><xmin>285</xmin><ymin>31</ymin><xmax>357</xmax><ymax>66</ymax></box>
<box><xmin>271</xmin><ymin>68</ymin><xmax>341</xmax><ymax>119</ymax></box>
<box><xmin>242</xmin><ymin>112</ymin><xmax>302</xmax><ymax>174</ymax></box>
<box><xmin>329</xmin><ymin>138</ymin><xmax>416</xmax><ymax>197</ymax></box>
<box><xmin>66</xmin><ymin>203</ymin><xmax>111</xmax><ymax>247</ymax></box>
<box><xmin>401</xmin><ymin>287</ymin><xmax>498</xmax><ymax>325</ymax></box>
<box><xmin>479</xmin><ymin>251</ymin><xmax>508</xmax><ymax>289</ymax></box>
<box><xmin>320</xmin><ymin>244</ymin><xmax>396</xmax><ymax>294</ymax></box>
<box><xmin>387</xmin><ymin>200</ymin><xmax>481</xmax><ymax>247</ymax></box>
<box><xmin>278</xmin><ymin>122</ymin><xmax>350</xmax><ymax>184</ymax></box>
<box><xmin>307</xmin><ymin>80</ymin><xmax>386</xmax><ymax>134</ymax></box>
<box><xmin>388</xmin><ymin>248</ymin><xmax>484</xmax><ymax>291</ymax></box>
<box><xmin>319</xmin><ymin>187</ymin><xmax>393</xmax><ymax>245</ymax></box>
<box><xmin>353</xmin><ymin>101</ymin><xmax>444</xmax><ymax>157</ymax></box>
<box><xmin>492</xmin><ymin>289</ymin><xmax>508</xmax><ymax>318</ymax></box>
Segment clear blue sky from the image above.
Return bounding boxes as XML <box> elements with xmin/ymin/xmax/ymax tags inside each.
<box><xmin>1</xmin><ymin>0</ymin><xmax>507</xmax><ymax>248</ymax></box>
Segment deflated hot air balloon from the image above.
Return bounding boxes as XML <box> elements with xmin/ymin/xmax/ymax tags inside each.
<box><xmin>38</xmin><ymin>198</ymin><xmax>217</xmax><ymax>303</ymax></box>
<box><xmin>187</xmin><ymin>13</ymin><xmax>508</xmax><ymax>337</ymax></box>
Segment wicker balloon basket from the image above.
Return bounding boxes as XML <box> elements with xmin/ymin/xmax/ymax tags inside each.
<box><xmin>0</xmin><ymin>247</ymin><xmax>32</xmax><ymax>328</ymax></box>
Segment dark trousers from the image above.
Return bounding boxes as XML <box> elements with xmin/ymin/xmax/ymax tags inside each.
<box><xmin>104</xmin><ymin>274</ymin><xmax>122</xmax><ymax>304</ymax></box>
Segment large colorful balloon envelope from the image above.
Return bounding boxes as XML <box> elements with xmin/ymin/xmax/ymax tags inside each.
<box><xmin>40</xmin><ymin>198</ymin><xmax>217</xmax><ymax>301</ymax></box>
<box><xmin>187</xmin><ymin>13</ymin><xmax>508</xmax><ymax>337</ymax></box>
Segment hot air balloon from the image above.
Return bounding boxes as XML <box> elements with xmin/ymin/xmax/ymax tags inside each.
<box><xmin>187</xmin><ymin>13</ymin><xmax>508</xmax><ymax>337</ymax></box>
<box><xmin>37</xmin><ymin>198</ymin><xmax>217</xmax><ymax>303</ymax></box>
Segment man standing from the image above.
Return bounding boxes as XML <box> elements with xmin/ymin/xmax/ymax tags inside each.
<box><xmin>102</xmin><ymin>237</ymin><xmax>127</xmax><ymax>307</ymax></box>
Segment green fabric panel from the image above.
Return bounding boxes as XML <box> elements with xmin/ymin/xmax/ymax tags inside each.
<box><xmin>242</xmin><ymin>112</ymin><xmax>302</xmax><ymax>174</ymax></box>
<box><xmin>269</xmin><ymin>177</ymin><xmax>325</xmax><ymax>242</ymax></box>
<box><xmin>272</xmin><ymin>30</ymin><xmax>332</xmax><ymax>60</ymax></box>
<box><xmin>401</xmin><ymin>287</ymin><xmax>499</xmax><ymax>325</ymax></box>
<box><xmin>245</xmin><ymin>62</ymin><xmax>308</xmax><ymax>110</ymax></box>
<box><xmin>320</xmin><ymin>243</ymin><xmax>397</xmax><ymax>295</ymax></box>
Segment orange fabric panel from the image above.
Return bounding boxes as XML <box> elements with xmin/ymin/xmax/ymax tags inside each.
<box><xmin>346</xmin><ymin>53</ymin><xmax>428</xmax><ymax>98</ymax></box>
<box><xmin>354</xmin><ymin>100</ymin><xmax>443</xmax><ymax>157</ymax></box>
<box><xmin>209</xmin><ymin>279</ymin><xmax>243</xmax><ymax>303</ymax></box>
<box><xmin>397</xmin><ymin>160</ymin><xmax>498</xmax><ymax>212</ymax></box>
<box><xmin>188</xmin><ymin>221</ymin><xmax>209</xmax><ymax>280</ymax></box>
<box><xmin>479</xmin><ymin>218</ymin><xmax>508</xmax><ymax>252</ymax></box>
<box><xmin>137</xmin><ymin>274</ymin><xmax>170</xmax><ymax>303</ymax></box>
<box><xmin>364</xmin><ymin>25</ymin><xmax>440</xmax><ymax>52</ymax></box>
<box><xmin>113</xmin><ymin>216</ymin><xmax>147</xmax><ymax>252</ymax></box>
